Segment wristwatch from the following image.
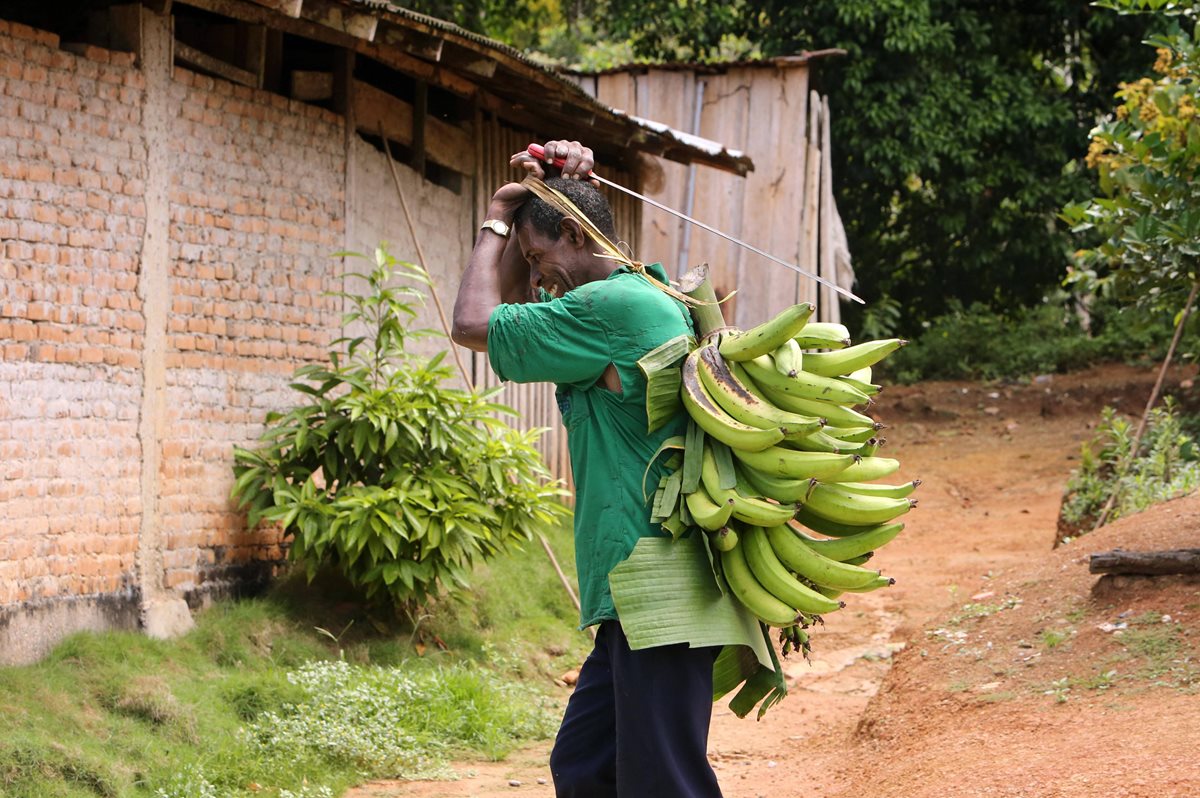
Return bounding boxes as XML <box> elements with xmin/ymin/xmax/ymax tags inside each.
<box><xmin>480</xmin><ymin>219</ymin><xmax>511</xmax><ymax>237</ymax></box>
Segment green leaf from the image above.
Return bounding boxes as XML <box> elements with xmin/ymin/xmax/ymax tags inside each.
<box><xmin>608</xmin><ymin>534</ymin><xmax>770</xmax><ymax>660</ymax></box>
<box><xmin>709</xmin><ymin>440</ymin><xmax>737</xmax><ymax>490</ymax></box>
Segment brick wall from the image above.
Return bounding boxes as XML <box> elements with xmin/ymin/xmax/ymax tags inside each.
<box><xmin>0</xmin><ymin>18</ymin><xmax>357</xmax><ymax>663</ymax></box>
<box><xmin>159</xmin><ymin>69</ymin><xmax>345</xmax><ymax>601</ymax></box>
<box><xmin>0</xmin><ymin>21</ymin><xmax>148</xmax><ymax>620</ymax></box>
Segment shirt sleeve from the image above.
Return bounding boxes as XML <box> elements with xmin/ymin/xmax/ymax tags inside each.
<box><xmin>487</xmin><ymin>291</ymin><xmax>612</xmax><ymax>387</ymax></box>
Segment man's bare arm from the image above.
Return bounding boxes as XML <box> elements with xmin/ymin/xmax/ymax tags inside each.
<box><xmin>452</xmin><ymin>185</ymin><xmax>529</xmax><ymax>352</ymax></box>
<box><xmin>452</xmin><ymin>140</ymin><xmax>596</xmax><ymax>352</ymax></box>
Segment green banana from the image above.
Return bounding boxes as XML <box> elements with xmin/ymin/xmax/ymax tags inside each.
<box><xmin>819</xmin><ymin>456</ymin><xmax>901</xmax><ymax>483</ymax></box>
<box><xmin>788</xmin><ymin>521</ymin><xmax>904</xmax><ymax>561</ymax></box>
<box><xmin>732</xmin><ymin>445</ymin><xmax>856</xmax><ymax>480</ymax></box>
<box><xmin>702</xmin><ymin>446</ymin><xmax>796</xmax><ymax>527</ymax></box>
<box><xmin>793</xmin><ymin>505</ymin><xmax>888</xmax><ymax>537</ymax></box>
<box><xmin>710</xmin><ymin>526</ymin><xmax>739</xmax><ymax>552</ymax></box>
<box><xmin>801</xmin><ymin>339</ymin><xmax>907</xmax><ymax>378</ymax></box>
<box><xmin>739</xmin><ymin>464</ymin><xmax>813</xmax><ymax>503</ymax></box>
<box><xmin>743</xmin><ymin>355</ymin><xmax>870</xmax><ymax>406</ymax></box>
<box><xmin>836</xmin><ymin>480</ymin><xmax>920</xmax><ymax>499</ymax></box>
<box><xmin>781</xmin><ymin>429</ymin><xmax>851</xmax><ymax>454</ymax></box>
<box><xmin>685</xmin><ymin>483</ymin><xmax>736</xmax><ymax>531</ymax></box>
<box><xmin>681</xmin><ymin>348</ymin><xmax>786</xmax><ymax>452</ymax></box>
<box><xmin>773</xmin><ymin>338</ymin><xmax>803</xmax><ymax>377</ymax></box>
<box><xmin>815</xmin><ymin>574</ymin><xmax>895</xmax><ymax>596</ymax></box>
<box><xmin>741</xmin><ymin>526</ymin><xmax>844</xmax><ymax>615</ymax></box>
<box><xmin>843</xmin><ymin>437</ymin><xmax>882</xmax><ymax>457</ymax></box>
<box><xmin>846</xmin><ymin>366</ymin><xmax>873</xmax><ymax>383</ymax></box>
<box><xmin>765</xmin><ymin>524</ymin><xmax>884</xmax><ymax>590</ymax></box>
<box><xmin>718</xmin><ymin>303</ymin><xmax>815</xmax><ymax>362</ymax></box>
<box><xmin>823</xmin><ymin>424</ymin><xmax>883</xmax><ymax>443</ymax></box>
<box><xmin>793</xmin><ymin>322</ymin><xmax>851</xmax><ymax>349</ymax></box>
<box><xmin>838</xmin><ymin>375</ymin><xmax>881</xmax><ymax>396</ymax></box>
<box><xmin>802</xmin><ymin>482</ymin><xmax>915</xmax><ymax>526</ymax></box>
<box><xmin>752</xmin><ymin>386</ymin><xmax>877</xmax><ymax>428</ymax></box>
<box><xmin>720</xmin><ymin>541</ymin><xmax>803</xmax><ymax>627</ymax></box>
<box><xmin>696</xmin><ymin>345</ymin><xmax>823</xmax><ymax>438</ymax></box>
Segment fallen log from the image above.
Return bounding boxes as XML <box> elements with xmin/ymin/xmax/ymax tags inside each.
<box><xmin>1089</xmin><ymin>548</ymin><xmax>1200</xmax><ymax>576</ymax></box>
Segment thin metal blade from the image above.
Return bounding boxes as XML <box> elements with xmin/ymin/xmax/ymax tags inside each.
<box><xmin>593</xmin><ymin>174</ymin><xmax>864</xmax><ymax>305</ymax></box>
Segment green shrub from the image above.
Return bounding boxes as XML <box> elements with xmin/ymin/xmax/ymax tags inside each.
<box><xmin>1058</xmin><ymin>399</ymin><xmax>1200</xmax><ymax>542</ymax></box>
<box><xmin>880</xmin><ymin>298</ymin><xmax>1170</xmax><ymax>383</ymax></box>
<box><xmin>231</xmin><ymin>246</ymin><xmax>569</xmax><ymax>609</ymax></box>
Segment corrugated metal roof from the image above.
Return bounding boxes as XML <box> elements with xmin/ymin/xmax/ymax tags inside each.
<box><xmin>340</xmin><ymin>0</ymin><xmax>753</xmax><ymax>175</ymax></box>
<box><xmin>562</xmin><ymin>50</ymin><xmax>846</xmax><ymax>77</ymax></box>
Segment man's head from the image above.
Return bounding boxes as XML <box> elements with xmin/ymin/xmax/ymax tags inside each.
<box><xmin>514</xmin><ymin>177</ymin><xmax>618</xmax><ymax>299</ymax></box>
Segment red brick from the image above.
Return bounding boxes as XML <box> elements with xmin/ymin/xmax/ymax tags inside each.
<box><xmin>25</xmin><ymin>302</ymin><xmax>51</xmax><ymax>321</ymax></box>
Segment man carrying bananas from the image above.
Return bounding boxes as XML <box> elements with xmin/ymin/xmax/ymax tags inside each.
<box><xmin>453</xmin><ymin>141</ymin><xmax>770</xmax><ymax>797</ymax></box>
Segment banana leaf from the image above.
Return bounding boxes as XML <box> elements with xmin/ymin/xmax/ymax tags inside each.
<box><xmin>609</xmin><ymin>534</ymin><xmax>785</xmax><ymax>719</ymax></box>
<box><xmin>638</xmin><ymin>334</ymin><xmax>692</xmax><ymax>434</ymax></box>
<box><xmin>709</xmin><ymin>440</ymin><xmax>738</xmax><ymax>490</ymax></box>
<box><xmin>682</xmin><ymin>420</ymin><xmax>705</xmax><ymax>494</ymax></box>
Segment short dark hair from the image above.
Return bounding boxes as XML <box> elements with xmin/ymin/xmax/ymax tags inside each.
<box><xmin>515</xmin><ymin>177</ymin><xmax>617</xmax><ymax>241</ymax></box>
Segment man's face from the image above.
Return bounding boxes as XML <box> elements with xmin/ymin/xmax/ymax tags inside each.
<box><xmin>516</xmin><ymin>223</ymin><xmax>589</xmax><ymax>301</ymax></box>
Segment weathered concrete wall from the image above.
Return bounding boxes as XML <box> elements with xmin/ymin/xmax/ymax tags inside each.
<box><xmin>0</xmin><ymin>14</ymin><xmax>352</xmax><ymax>663</ymax></box>
<box><xmin>346</xmin><ymin>134</ymin><xmax>473</xmax><ymax>364</ymax></box>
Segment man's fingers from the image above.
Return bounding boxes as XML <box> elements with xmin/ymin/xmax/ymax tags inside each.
<box><xmin>521</xmin><ymin>140</ymin><xmax>597</xmax><ymax>180</ymax></box>
<box><xmin>560</xmin><ymin>140</ymin><xmax>584</xmax><ymax>178</ymax></box>
<box><xmin>510</xmin><ymin>151</ymin><xmax>545</xmax><ymax>179</ymax></box>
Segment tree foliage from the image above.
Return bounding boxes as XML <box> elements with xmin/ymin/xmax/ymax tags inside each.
<box><xmin>230</xmin><ymin>246</ymin><xmax>569</xmax><ymax>610</ymax></box>
<box><xmin>1063</xmin><ymin>0</ymin><xmax>1200</xmax><ymax>312</ymax></box>
<box><xmin>600</xmin><ymin>1</ymin><xmax>1159</xmax><ymax>322</ymax></box>
<box><xmin>416</xmin><ymin>0</ymin><xmax>1159</xmax><ymax>324</ymax></box>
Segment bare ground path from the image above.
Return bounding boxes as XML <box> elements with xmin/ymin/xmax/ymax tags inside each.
<box><xmin>350</xmin><ymin>365</ymin><xmax>1200</xmax><ymax>798</ymax></box>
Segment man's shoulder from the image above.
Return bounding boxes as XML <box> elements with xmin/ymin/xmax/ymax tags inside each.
<box><xmin>578</xmin><ymin>271</ymin><xmax>687</xmax><ymax>320</ymax></box>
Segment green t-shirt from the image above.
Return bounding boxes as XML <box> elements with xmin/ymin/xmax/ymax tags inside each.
<box><xmin>487</xmin><ymin>262</ymin><xmax>783</xmax><ymax>716</ymax></box>
<box><xmin>488</xmin><ymin>263</ymin><xmax>692</xmax><ymax>627</ymax></box>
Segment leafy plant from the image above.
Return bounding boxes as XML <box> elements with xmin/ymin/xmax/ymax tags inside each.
<box><xmin>882</xmin><ymin>297</ymin><xmax>1171</xmax><ymax>383</ymax></box>
<box><xmin>230</xmin><ymin>246</ymin><xmax>569</xmax><ymax>609</ymax></box>
<box><xmin>1063</xmin><ymin>0</ymin><xmax>1200</xmax><ymax>313</ymax></box>
<box><xmin>1058</xmin><ymin>398</ymin><xmax>1200</xmax><ymax>540</ymax></box>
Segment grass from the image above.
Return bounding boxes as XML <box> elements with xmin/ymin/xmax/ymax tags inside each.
<box><xmin>0</xmin><ymin>516</ymin><xmax>587</xmax><ymax>798</ymax></box>
<box><xmin>1039</xmin><ymin>629</ymin><xmax>1070</xmax><ymax>650</ymax></box>
<box><xmin>947</xmin><ymin>595</ymin><xmax>1022</xmax><ymax>625</ymax></box>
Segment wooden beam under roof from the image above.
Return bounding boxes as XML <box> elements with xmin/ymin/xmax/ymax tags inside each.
<box><xmin>353</xmin><ymin>79</ymin><xmax>474</xmax><ymax>173</ymax></box>
<box><xmin>300</xmin><ymin>0</ymin><xmax>377</xmax><ymax>41</ymax></box>
<box><xmin>175</xmin><ymin>40</ymin><xmax>258</xmax><ymax>86</ymax></box>
<box><xmin>244</xmin><ymin>0</ymin><xmax>302</xmax><ymax>17</ymax></box>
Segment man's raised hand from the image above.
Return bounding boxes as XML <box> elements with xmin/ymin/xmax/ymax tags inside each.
<box><xmin>510</xmin><ymin>140</ymin><xmax>599</xmax><ymax>186</ymax></box>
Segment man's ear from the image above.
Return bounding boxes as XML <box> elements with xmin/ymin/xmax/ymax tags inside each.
<box><xmin>560</xmin><ymin>217</ymin><xmax>587</xmax><ymax>249</ymax></box>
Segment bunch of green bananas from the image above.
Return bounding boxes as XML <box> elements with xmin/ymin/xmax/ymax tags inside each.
<box><xmin>647</xmin><ymin>301</ymin><xmax>917</xmax><ymax>656</ymax></box>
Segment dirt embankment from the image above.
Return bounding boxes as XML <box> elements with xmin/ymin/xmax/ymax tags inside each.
<box><xmin>357</xmin><ymin>364</ymin><xmax>1200</xmax><ymax>798</ymax></box>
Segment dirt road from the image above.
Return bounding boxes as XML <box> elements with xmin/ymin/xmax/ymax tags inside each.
<box><xmin>352</xmin><ymin>365</ymin><xmax>1200</xmax><ymax>798</ymax></box>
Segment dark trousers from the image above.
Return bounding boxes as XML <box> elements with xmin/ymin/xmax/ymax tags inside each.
<box><xmin>549</xmin><ymin>621</ymin><xmax>724</xmax><ymax>798</ymax></box>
